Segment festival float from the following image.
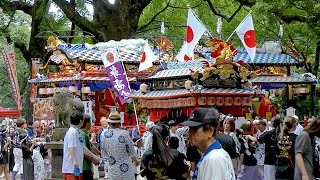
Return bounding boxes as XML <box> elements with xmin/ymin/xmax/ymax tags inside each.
<box><xmin>28</xmin><ymin>36</ymin><xmax>169</xmax><ymax>132</ymax></box>
<box><xmin>131</xmin><ymin>39</ymin><xmax>268</xmax><ymax>133</ymax></box>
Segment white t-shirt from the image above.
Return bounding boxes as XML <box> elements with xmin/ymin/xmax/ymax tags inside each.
<box><xmin>62</xmin><ymin>126</ymin><xmax>84</xmax><ymax>173</ymax></box>
<box><xmin>170</xmin><ymin>126</ymin><xmax>189</xmax><ymax>155</ymax></box>
<box><xmin>294</xmin><ymin>123</ymin><xmax>303</xmax><ymax>136</ymax></box>
<box><xmin>197</xmin><ymin>148</ymin><xmax>235</xmax><ymax>180</ymax></box>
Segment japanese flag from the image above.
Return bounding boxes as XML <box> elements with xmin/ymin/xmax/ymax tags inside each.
<box><xmin>138</xmin><ymin>43</ymin><xmax>157</xmax><ymax>72</ymax></box>
<box><xmin>175</xmin><ymin>42</ymin><xmax>193</xmax><ymax>62</ymax></box>
<box><xmin>236</xmin><ymin>14</ymin><xmax>256</xmax><ymax>61</ymax></box>
<box><xmin>186</xmin><ymin>9</ymin><xmax>206</xmax><ymax>58</ymax></box>
<box><xmin>101</xmin><ymin>48</ymin><xmax>119</xmax><ymax>67</ymax></box>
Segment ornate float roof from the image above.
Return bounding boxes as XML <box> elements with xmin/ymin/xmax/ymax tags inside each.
<box><xmin>137</xmin><ymin>67</ymin><xmax>202</xmax><ymax>81</ymax></box>
<box><xmin>28</xmin><ymin>76</ymin><xmax>136</xmax><ymax>85</ymax></box>
<box><xmin>64</xmin><ymin>49</ymin><xmax>168</xmax><ymax>63</ymax></box>
<box><xmin>234</xmin><ymin>52</ymin><xmax>300</xmax><ymax>65</ymax></box>
<box><xmin>250</xmin><ymin>74</ymin><xmax>317</xmax><ymax>85</ymax></box>
<box><xmin>167</xmin><ymin>53</ymin><xmax>300</xmax><ymax>70</ymax></box>
<box><xmin>130</xmin><ymin>88</ymin><xmax>264</xmax><ymax>100</ymax></box>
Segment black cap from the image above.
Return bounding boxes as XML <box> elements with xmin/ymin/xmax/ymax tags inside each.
<box><xmin>182</xmin><ymin>108</ymin><xmax>220</xmax><ymax>127</ymax></box>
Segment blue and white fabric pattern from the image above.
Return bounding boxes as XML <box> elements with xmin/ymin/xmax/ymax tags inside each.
<box><xmin>101</xmin><ymin>128</ymin><xmax>136</xmax><ymax>180</ymax></box>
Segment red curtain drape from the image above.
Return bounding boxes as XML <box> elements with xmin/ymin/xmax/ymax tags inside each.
<box><xmin>150</xmin><ymin>109</ymin><xmax>172</xmax><ymax>122</ymax></box>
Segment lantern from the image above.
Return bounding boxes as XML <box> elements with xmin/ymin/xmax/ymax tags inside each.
<box><xmin>177</xmin><ymin>98</ymin><xmax>183</xmax><ymax>107</ymax></box>
<box><xmin>185</xmin><ymin>80</ymin><xmax>194</xmax><ymax>90</ymax></box>
<box><xmin>242</xmin><ymin>97</ymin><xmax>253</xmax><ymax>106</ymax></box>
<box><xmin>188</xmin><ymin>97</ymin><xmax>196</xmax><ymax>106</ymax></box>
<box><xmin>140</xmin><ymin>83</ymin><xmax>148</xmax><ymax>93</ymax></box>
<box><xmin>207</xmin><ymin>97</ymin><xmax>216</xmax><ymax>106</ymax></box>
<box><xmin>69</xmin><ymin>85</ymin><xmax>78</xmax><ymax>94</ymax></box>
<box><xmin>38</xmin><ymin>88</ymin><xmax>47</xmax><ymax>97</ymax></box>
<box><xmin>81</xmin><ymin>86</ymin><xmax>91</xmax><ymax>95</ymax></box>
<box><xmin>46</xmin><ymin>88</ymin><xmax>54</xmax><ymax>96</ymax></box>
<box><xmin>216</xmin><ymin>97</ymin><xmax>224</xmax><ymax>106</ymax></box>
<box><xmin>198</xmin><ymin>97</ymin><xmax>207</xmax><ymax>106</ymax></box>
<box><xmin>146</xmin><ymin>101</ymin><xmax>152</xmax><ymax>108</ymax></box>
<box><xmin>140</xmin><ymin>100</ymin><xmax>147</xmax><ymax>108</ymax></box>
<box><xmin>234</xmin><ymin>97</ymin><xmax>242</xmax><ymax>106</ymax></box>
<box><xmin>224</xmin><ymin>97</ymin><xmax>233</xmax><ymax>106</ymax></box>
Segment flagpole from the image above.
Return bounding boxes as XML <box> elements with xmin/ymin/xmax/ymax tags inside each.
<box><xmin>226</xmin><ymin>10</ymin><xmax>253</xmax><ymax>42</ymax></box>
<box><xmin>159</xmin><ymin>23</ymin><xmax>165</xmax><ymax>69</ymax></box>
<box><xmin>116</xmin><ymin>48</ymin><xmax>139</xmax><ymax>130</ymax></box>
<box><xmin>190</xmin><ymin>9</ymin><xmax>213</xmax><ymax>38</ymax></box>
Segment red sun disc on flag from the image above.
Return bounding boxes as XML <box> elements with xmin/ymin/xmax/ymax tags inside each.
<box><xmin>186</xmin><ymin>26</ymin><xmax>194</xmax><ymax>43</ymax></box>
<box><xmin>106</xmin><ymin>52</ymin><xmax>114</xmax><ymax>63</ymax></box>
<box><xmin>140</xmin><ymin>52</ymin><xmax>146</xmax><ymax>63</ymax></box>
<box><xmin>184</xmin><ymin>54</ymin><xmax>191</xmax><ymax>61</ymax></box>
<box><xmin>243</xmin><ymin>30</ymin><xmax>256</xmax><ymax>48</ymax></box>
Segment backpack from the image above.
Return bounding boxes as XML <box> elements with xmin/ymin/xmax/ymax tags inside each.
<box><xmin>312</xmin><ymin>136</ymin><xmax>320</xmax><ymax>178</ymax></box>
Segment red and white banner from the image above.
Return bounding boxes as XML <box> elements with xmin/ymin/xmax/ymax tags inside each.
<box><xmin>138</xmin><ymin>42</ymin><xmax>157</xmax><ymax>72</ymax></box>
<box><xmin>1</xmin><ymin>44</ymin><xmax>22</xmax><ymax>111</ymax></box>
<box><xmin>186</xmin><ymin>9</ymin><xmax>206</xmax><ymax>58</ymax></box>
<box><xmin>235</xmin><ymin>14</ymin><xmax>256</xmax><ymax>61</ymax></box>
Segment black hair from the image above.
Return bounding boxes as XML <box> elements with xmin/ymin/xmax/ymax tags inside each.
<box><xmin>151</xmin><ymin>124</ymin><xmax>174</xmax><ymax>167</ymax></box>
<box><xmin>169</xmin><ymin>136</ymin><xmax>179</xmax><ymax>149</ymax></box>
<box><xmin>81</xmin><ymin>114</ymin><xmax>91</xmax><ymax>129</ymax></box>
<box><xmin>202</xmin><ymin>124</ymin><xmax>216</xmax><ymax>137</ymax></box>
<box><xmin>70</xmin><ymin>111</ymin><xmax>83</xmax><ymax>126</ymax></box>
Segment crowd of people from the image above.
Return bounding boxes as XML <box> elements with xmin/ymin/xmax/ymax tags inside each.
<box><xmin>3</xmin><ymin>107</ymin><xmax>319</xmax><ymax>180</ymax></box>
<box><xmin>0</xmin><ymin>118</ymin><xmax>54</xmax><ymax>180</ymax></box>
<box><xmin>61</xmin><ymin>107</ymin><xmax>320</xmax><ymax>180</ymax></box>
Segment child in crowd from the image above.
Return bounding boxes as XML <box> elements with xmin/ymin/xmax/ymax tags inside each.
<box><xmin>133</xmin><ymin>137</ymin><xmax>143</xmax><ymax>179</ymax></box>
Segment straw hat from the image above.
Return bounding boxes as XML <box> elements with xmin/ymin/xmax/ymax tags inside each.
<box><xmin>107</xmin><ymin>111</ymin><xmax>121</xmax><ymax>123</ymax></box>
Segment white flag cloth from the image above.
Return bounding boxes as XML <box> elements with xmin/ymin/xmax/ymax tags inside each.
<box><xmin>101</xmin><ymin>48</ymin><xmax>119</xmax><ymax>67</ymax></box>
<box><xmin>186</xmin><ymin>9</ymin><xmax>206</xmax><ymax>58</ymax></box>
<box><xmin>175</xmin><ymin>42</ymin><xmax>193</xmax><ymax>62</ymax></box>
<box><xmin>138</xmin><ymin>43</ymin><xmax>157</xmax><ymax>72</ymax></box>
<box><xmin>235</xmin><ymin>14</ymin><xmax>256</xmax><ymax>61</ymax></box>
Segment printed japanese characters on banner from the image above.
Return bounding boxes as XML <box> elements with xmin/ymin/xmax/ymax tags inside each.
<box><xmin>1</xmin><ymin>44</ymin><xmax>22</xmax><ymax>111</ymax></box>
<box><xmin>82</xmin><ymin>101</ymin><xmax>93</xmax><ymax>119</ymax></box>
<box><xmin>102</xmin><ymin>48</ymin><xmax>131</xmax><ymax>104</ymax></box>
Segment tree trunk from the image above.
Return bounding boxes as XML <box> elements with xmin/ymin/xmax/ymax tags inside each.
<box><xmin>24</xmin><ymin>0</ymin><xmax>49</xmax><ymax>123</ymax></box>
<box><xmin>91</xmin><ymin>0</ymin><xmax>142</xmax><ymax>41</ymax></box>
<box><xmin>313</xmin><ymin>41</ymin><xmax>320</xmax><ymax>78</ymax></box>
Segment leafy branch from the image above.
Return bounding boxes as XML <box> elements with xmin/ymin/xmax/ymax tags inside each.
<box><xmin>0</xmin><ymin>0</ymin><xmax>33</xmax><ymax>15</ymax></box>
<box><xmin>203</xmin><ymin>0</ymin><xmax>255</xmax><ymax>22</ymax></box>
<box><xmin>137</xmin><ymin>0</ymin><xmax>171</xmax><ymax>31</ymax></box>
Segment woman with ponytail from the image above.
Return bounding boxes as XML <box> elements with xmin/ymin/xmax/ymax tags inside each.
<box><xmin>140</xmin><ymin>124</ymin><xmax>189</xmax><ymax>180</ymax></box>
<box><xmin>275</xmin><ymin>116</ymin><xmax>297</xmax><ymax>179</ymax></box>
